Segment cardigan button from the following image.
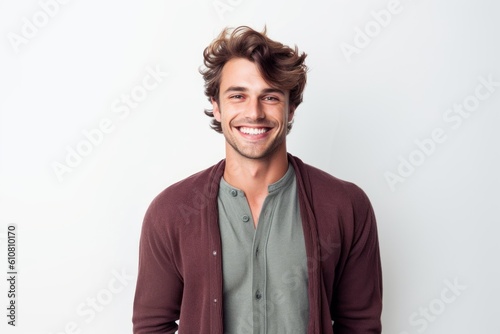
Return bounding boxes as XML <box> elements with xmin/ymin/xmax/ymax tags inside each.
<box><xmin>213</xmin><ymin>298</ymin><xmax>218</xmax><ymax>303</ymax></box>
<box><xmin>212</xmin><ymin>250</ymin><xmax>217</xmax><ymax>256</ymax></box>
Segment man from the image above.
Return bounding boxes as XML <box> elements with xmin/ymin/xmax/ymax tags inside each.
<box><xmin>133</xmin><ymin>26</ymin><xmax>382</xmax><ymax>333</ymax></box>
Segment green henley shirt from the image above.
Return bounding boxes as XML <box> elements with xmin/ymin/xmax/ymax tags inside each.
<box><xmin>217</xmin><ymin>164</ymin><xmax>309</xmax><ymax>334</ymax></box>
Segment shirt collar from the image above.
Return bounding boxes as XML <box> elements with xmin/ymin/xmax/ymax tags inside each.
<box><xmin>219</xmin><ymin>163</ymin><xmax>295</xmax><ymax>196</ymax></box>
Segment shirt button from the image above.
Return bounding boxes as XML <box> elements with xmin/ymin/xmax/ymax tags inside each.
<box><xmin>242</xmin><ymin>215</ymin><xmax>250</xmax><ymax>222</ymax></box>
<box><xmin>255</xmin><ymin>290</ymin><xmax>262</xmax><ymax>299</ymax></box>
<box><xmin>230</xmin><ymin>189</ymin><xmax>238</xmax><ymax>197</ymax></box>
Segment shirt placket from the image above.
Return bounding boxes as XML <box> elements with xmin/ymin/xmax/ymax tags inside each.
<box><xmin>251</xmin><ymin>194</ymin><xmax>274</xmax><ymax>334</ymax></box>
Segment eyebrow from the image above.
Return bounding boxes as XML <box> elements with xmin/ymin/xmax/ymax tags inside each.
<box><xmin>223</xmin><ymin>86</ymin><xmax>285</xmax><ymax>96</ymax></box>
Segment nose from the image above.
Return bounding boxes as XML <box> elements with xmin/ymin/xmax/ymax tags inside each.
<box><xmin>243</xmin><ymin>97</ymin><xmax>265</xmax><ymax>121</ymax></box>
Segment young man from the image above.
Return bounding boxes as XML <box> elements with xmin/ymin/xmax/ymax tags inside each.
<box><xmin>133</xmin><ymin>26</ymin><xmax>382</xmax><ymax>333</ymax></box>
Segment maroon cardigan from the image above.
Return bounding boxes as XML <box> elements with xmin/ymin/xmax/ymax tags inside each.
<box><xmin>133</xmin><ymin>154</ymin><xmax>382</xmax><ymax>333</ymax></box>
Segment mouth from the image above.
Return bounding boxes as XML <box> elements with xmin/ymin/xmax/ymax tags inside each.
<box><xmin>237</xmin><ymin>126</ymin><xmax>271</xmax><ymax>136</ymax></box>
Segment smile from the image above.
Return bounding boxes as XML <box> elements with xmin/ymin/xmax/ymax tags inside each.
<box><xmin>238</xmin><ymin>127</ymin><xmax>270</xmax><ymax>135</ymax></box>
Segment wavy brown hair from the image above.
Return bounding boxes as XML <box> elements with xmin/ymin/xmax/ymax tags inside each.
<box><xmin>200</xmin><ymin>26</ymin><xmax>308</xmax><ymax>133</ymax></box>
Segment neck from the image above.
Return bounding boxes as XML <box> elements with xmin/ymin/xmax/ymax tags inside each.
<box><xmin>223</xmin><ymin>146</ymin><xmax>289</xmax><ymax>198</ymax></box>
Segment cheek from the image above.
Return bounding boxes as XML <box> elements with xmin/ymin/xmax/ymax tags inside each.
<box><xmin>219</xmin><ymin>105</ymin><xmax>239</xmax><ymax>122</ymax></box>
<box><xmin>274</xmin><ymin>109</ymin><xmax>289</xmax><ymax>124</ymax></box>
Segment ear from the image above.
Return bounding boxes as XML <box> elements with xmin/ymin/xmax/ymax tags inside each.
<box><xmin>211</xmin><ymin>97</ymin><xmax>221</xmax><ymax>122</ymax></box>
<box><xmin>288</xmin><ymin>105</ymin><xmax>296</xmax><ymax>122</ymax></box>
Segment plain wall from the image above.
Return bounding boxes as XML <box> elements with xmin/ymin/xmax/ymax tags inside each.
<box><xmin>1</xmin><ymin>0</ymin><xmax>499</xmax><ymax>333</ymax></box>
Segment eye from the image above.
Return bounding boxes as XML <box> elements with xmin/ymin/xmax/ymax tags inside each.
<box><xmin>229</xmin><ymin>94</ymin><xmax>244</xmax><ymax>99</ymax></box>
<box><xmin>263</xmin><ymin>96</ymin><xmax>279</xmax><ymax>101</ymax></box>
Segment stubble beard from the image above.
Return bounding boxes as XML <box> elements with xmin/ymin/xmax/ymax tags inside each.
<box><xmin>223</xmin><ymin>118</ymin><xmax>287</xmax><ymax>160</ymax></box>
<box><xmin>225</xmin><ymin>130</ymin><xmax>286</xmax><ymax>160</ymax></box>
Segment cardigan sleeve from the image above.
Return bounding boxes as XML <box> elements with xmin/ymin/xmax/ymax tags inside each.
<box><xmin>330</xmin><ymin>189</ymin><xmax>383</xmax><ymax>333</ymax></box>
<box><xmin>133</xmin><ymin>198</ymin><xmax>183</xmax><ymax>334</ymax></box>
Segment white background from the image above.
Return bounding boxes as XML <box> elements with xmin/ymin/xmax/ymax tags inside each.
<box><xmin>1</xmin><ymin>0</ymin><xmax>499</xmax><ymax>333</ymax></box>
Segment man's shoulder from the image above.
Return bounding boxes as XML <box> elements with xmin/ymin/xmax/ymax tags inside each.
<box><xmin>147</xmin><ymin>160</ymin><xmax>224</xmax><ymax>215</ymax></box>
<box><xmin>290</xmin><ymin>155</ymin><xmax>370</xmax><ymax>205</ymax></box>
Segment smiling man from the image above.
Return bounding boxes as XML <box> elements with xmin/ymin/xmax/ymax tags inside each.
<box><xmin>133</xmin><ymin>26</ymin><xmax>383</xmax><ymax>334</ymax></box>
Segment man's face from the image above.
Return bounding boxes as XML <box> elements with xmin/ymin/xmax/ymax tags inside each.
<box><xmin>212</xmin><ymin>57</ymin><xmax>293</xmax><ymax>161</ymax></box>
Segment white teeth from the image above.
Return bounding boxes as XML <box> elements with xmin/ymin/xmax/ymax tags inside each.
<box><xmin>239</xmin><ymin>127</ymin><xmax>268</xmax><ymax>135</ymax></box>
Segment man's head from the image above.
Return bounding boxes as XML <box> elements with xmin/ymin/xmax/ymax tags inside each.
<box><xmin>200</xmin><ymin>26</ymin><xmax>308</xmax><ymax>134</ymax></box>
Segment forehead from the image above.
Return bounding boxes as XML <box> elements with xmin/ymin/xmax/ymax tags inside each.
<box><xmin>219</xmin><ymin>58</ymin><xmax>276</xmax><ymax>91</ymax></box>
